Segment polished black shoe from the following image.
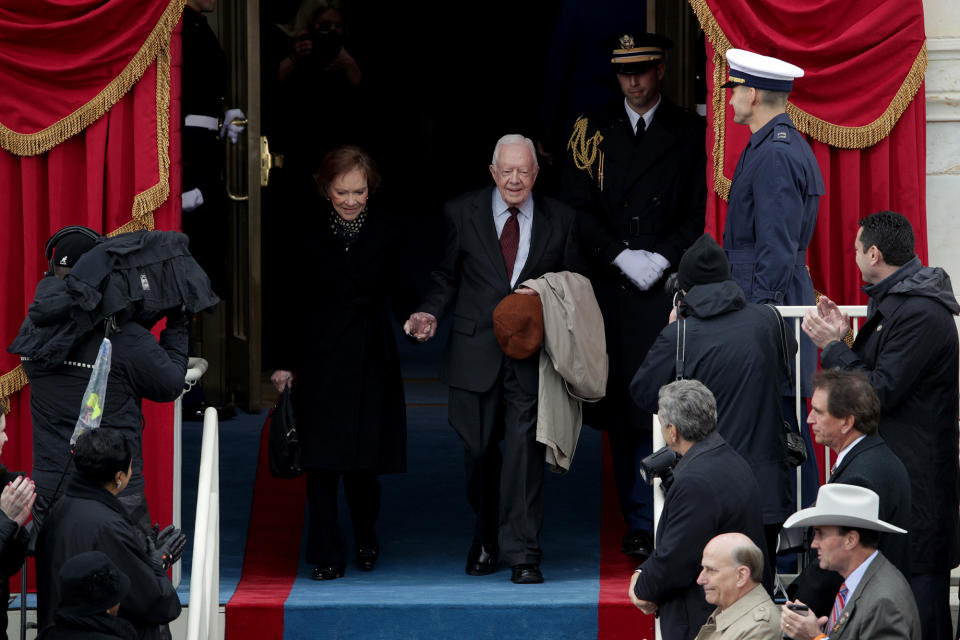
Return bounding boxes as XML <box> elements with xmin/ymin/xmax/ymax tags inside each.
<box><xmin>621</xmin><ymin>529</ymin><xmax>654</xmax><ymax>561</ymax></box>
<box><xmin>356</xmin><ymin>544</ymin><xmax>379</xmax><ymax>571</ymax></box>
<box><xmin>510</xmin><ymin>564</ymin><xmax>544</xmax><ymax>584</ymax></box>
<box><xmin>311</xmin><ymin>565</ymin><xmax>345</xmax><ymax>580</ymax></box>
<box><xmin>465</xmin><ymin>543</ymin><xmax>498</xmax><ymax>576</ymax></box>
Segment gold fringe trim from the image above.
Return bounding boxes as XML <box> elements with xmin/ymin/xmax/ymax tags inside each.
<box><xmin>0</xmin><ymin>0</ymin><xmax>185</xmax><ymax>157</ymax></box>
<box><xmin>688</xmin><ymin>0</ymin><xmax>926</xmax><ymax>201</ymax></box>
<box><xmin>0</xmin><ymin>366</ymin><xmax>28</xmax><ymax>415</ymax></box>
<box><xmin>1</xmin><ymin>0</ymin><xmax>177</xmax><ymax>409</ymax></box>
<box><xmin>567</xmin><ymin>116</ymin><xmax>604</xmax><ymax>180</ymax></box>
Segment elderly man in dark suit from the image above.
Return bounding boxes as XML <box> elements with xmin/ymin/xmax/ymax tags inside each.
<box><xmin>560</xmin><ymin>31</ymin><xmax>706</xmax><ymax>560</ymax></box>
<box><xmin>404</xmin><ymin>134</ymin><xmax>583</xmax><ymax>584</ymax></box>
<box><xmin>628</xmin><ymin>380</ymin><xmax>767</xmax><ymax>640</ymax></box>
<box><xmin>780</xmin><ymin>484</ymin><xmax>920</xmax><ymax>640</ymax></box>
<box><xmin>790</xmin><ymin>369</ymin><xmax>911</xmax><ymax>617</ymax></box>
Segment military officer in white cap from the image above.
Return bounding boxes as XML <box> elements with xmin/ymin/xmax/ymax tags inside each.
<box><xmin>721</xmin><ymin>49</ymin><xmax>824</xmax><ymax>525</ymax></box>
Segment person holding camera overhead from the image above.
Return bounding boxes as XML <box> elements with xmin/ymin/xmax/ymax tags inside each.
<box><xmin>628</xmin><ymin>380</ymin><xmax>767</xmax><ymax>640</ymax></box>
<box><xmin>631</xmin><ymin>234</ymin><xmax>797</xmax><ymax>565</ymax></box>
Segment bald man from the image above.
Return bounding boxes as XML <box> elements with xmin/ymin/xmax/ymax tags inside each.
<box><xmin>695</xmin><ymin>533</ymin><xmax>780</xmax><ymax>640</ymax></box>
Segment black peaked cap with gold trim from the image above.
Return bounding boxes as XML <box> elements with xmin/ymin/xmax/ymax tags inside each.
<box><xmin>611</xmin><ymin>32</ymin><xmax>673</xmax><ymax>74</ymax></box>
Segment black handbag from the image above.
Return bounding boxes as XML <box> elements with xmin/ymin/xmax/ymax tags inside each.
<box><xmin>765</xmin><ymin>304</ymin><xmax>808</xmax><ymax>468</ymax></box>
<box><xmin>267</xmin><ymin>386</ymin><xmax>303</xmax><ymax>478</ymax></box>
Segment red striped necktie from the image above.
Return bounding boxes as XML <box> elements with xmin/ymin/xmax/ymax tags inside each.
<box><xmin>827</xmin><ymin>582</ymin><xmax>848</xmax><ymax>632</ymax></box>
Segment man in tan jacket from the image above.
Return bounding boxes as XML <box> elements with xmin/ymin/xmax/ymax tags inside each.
<box><xmin>695</xmin><ymin>533</ymin><xmax>780</xmax><ymax>640</ymax></box>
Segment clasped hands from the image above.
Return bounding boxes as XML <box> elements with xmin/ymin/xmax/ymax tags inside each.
<box><xmin>614</xmin><ymin>249</ymin><xmax>669</xmax><ymax>291</ymax></box>
<box><xmin>628</xmin><ymin>570</ymin><xmax>658</xmax><ymax>614</ymax></box>
<box><xmin>801</xmin><ymin>295</ymin><xmax>850</xmax><ymax>349</ymax></box>
<box><xmin>403</xmin><ymin>312</ymin><xmax>438</xmax><ymax>343</ymax></box>
<box><xmin>0</xmin><ymin>475</ymin><xmax>36</xmax><ymax>528</ymax></box>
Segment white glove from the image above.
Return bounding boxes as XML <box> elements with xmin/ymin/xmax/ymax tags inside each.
<box><xmin>182</xmin><ymin>188</ymin><xmax>205</xmax><ymax>213</ymax></box>
<box><xmin>613</xmin><ymin>249</ymin><xmax>670</xmax><ymax>291</ymax></box>
<box><xmin>220</xmin><ymin>108</ymin><xmax>246</xmax><ymax>144</ymax></box>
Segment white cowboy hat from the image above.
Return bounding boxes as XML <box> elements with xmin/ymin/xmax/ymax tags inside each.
<box><xmin>783</xmin><ymin>484</ymin><xmax>906</xmax><ymax>534</ymax></box>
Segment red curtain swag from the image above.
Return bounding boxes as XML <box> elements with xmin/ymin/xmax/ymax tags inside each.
<box><xmin>690</xmin><ymin>0</ymin><xmax>928</xmax><ymax>306</ymax></box>
<box><xmin>0</xmin><ymin>0</ymin><xmax>185</xmax><ymax>552</ymax></box>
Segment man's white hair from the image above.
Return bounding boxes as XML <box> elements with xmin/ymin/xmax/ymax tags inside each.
<box><xmin>491</xmin><ymin>134</ymin><xmax>538</xmax><ymax>168</ymax></box>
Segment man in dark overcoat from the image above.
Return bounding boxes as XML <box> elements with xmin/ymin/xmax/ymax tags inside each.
<box><xmin>802</xmin><ymin>210</ymin><xmax>959</xmax><ymax>640</ymax></box>
<box><xmin>405</xmin><ymin>135</ymin><xmax>583</xmax><ymax>584</ymax></box>
<box><xmin>628</xmin><ymin>380</ymin><xmax>767</xmax><ymax>640</ymax></box>
<box><xmin>790</xmin><ymin>369</ymin><xmax>911</xmax><ymax>617</ymax></box>
<box><xmin>631</xmin><ymin>234</ymin><xmax>795</xmax><ymax>563</ymax></box>
<box><xmin>559</xmin><ymin>32</ymin><xmax>706</xmax><ymax>558</ymax></box>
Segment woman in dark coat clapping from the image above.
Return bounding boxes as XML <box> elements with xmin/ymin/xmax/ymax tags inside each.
<box><xmin>271</xmin><ymin>145</ymin><xmax>410</xmax><ymax>580</ymax></box>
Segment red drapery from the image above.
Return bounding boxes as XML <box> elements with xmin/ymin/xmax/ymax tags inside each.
<box><xmin>0</xmin><ymin>0</ymin><xmax>184</xmax><ymax>555</ymax></box>
<box><xmin>689</xmin><ymin>0</ymin><xmax>928</xmax><ymax>306</ymax></box>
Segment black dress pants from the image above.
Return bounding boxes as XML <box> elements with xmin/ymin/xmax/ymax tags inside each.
<box><xmin>305</xmin><ymin>470</ymin><xmax>380</xmax><ymax>567</ymax></box>
<box><xmin>448</xmin><ymin>360</ymin><xmax>544</xmax><ymax>567</ymax></box>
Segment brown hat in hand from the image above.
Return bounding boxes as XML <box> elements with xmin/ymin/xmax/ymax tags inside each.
<box><xmin>493</xmin><ymin>293</ymin><xmax>543</xmax><ymax>360</ymax></box>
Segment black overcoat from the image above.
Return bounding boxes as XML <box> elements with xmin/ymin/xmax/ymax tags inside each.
<box><xmin>630</xmin><ymin>280</ymin><xmax>795</xmax><ymax>525</ymax></box>
<box><xmin>791</xmin><ymin>433</ymin><xmax>912</xmax><ymax>616</ymax></box>
<box><xmin>632</xmin><ymin>431</ymin><xmax>767</xmax><ymax>640</ymax></box>
<box><xmin>560</xmin><ymin>97</ymin><xmax>706</xmax><ymax>431</ymax></box>
<box><xmin>278</xmin><ymin>205</ymin><xmax>412</xmax><ymax>474</ymax></box>
<box><xmin>35</xmin><ymin>476</ymin><xmax>181</xmax><ymax>639</ymax></box>
<box><xmin>820</xmin><ymin>257</ymin><xmax>960</xmax><ymax>573</ymax></box>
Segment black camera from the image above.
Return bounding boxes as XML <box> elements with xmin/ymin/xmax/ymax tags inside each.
<box><xmin>307</xmin><ymin>26</ymin><xmax>344</xmax><ymax>66</ymax></box>
<box><xmin>639</xmin><ymin>445</ymin><xmax>678</xmax><ymax>491</ymax></box>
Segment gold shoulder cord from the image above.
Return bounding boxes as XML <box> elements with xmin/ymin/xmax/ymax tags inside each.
<box><xmin>567</xmin><ymin>117</ymin><xmax>605</xmax><ymax>191</ymax></box>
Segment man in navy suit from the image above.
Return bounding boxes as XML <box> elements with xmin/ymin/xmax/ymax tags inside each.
<box><xmin>405</xmin><ymin>135</ymin><xmax>583</xmax><ymax>584</ymax></box>
<box><xmin>790</xmin><ymin>369</ymin><xmax>911</xmax><ymax>617</ymax></box>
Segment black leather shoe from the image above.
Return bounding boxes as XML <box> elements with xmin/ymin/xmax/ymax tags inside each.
<box><xmin>621</xmin><ymin>529</ymin><xmax>654</xmax><ymax>561</ymax></box>
<box><xmin>465</xmin><ymin>543</ymin><xmax>498</xmax><ymax>576</ymax></box>
<box><xmin>510</xmin><ymin>564</ymin><xmax>544</xmax><ymax>584</ymax></box>
<box><xmin>356</xmin><ymin>544</ymin><xmax>379</xmax><ymax>571</ymax></box>
<box><xmin>311</xmin><ymin>565</ymin><xmax>345</xmax><ymax>580</ymax></box>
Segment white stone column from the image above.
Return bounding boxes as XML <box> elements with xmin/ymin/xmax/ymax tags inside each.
<box><xmin>925</xmin><ymin>0</ymin><xmax>960</xmax><ymax>275</ymax></box>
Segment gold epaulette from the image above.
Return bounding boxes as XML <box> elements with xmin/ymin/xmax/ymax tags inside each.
<box><xmin>567</xmin><ymin>117</ymin><xmax>604</xmax><ymax>184</ymax></box>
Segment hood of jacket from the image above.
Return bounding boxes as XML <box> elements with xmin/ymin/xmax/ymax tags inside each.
<box><xmin>865</xmin><ymin>256</ymin><xmax>960</xmax><ymax>316</ymax></box>
<box><xmin>677</xmin><ymin>280</ymin><xmax>746</xmax><ymax>320</ymax></box>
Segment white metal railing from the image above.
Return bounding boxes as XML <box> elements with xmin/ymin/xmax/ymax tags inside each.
<box><xmin>173</xmin><ymin>357</ymin><xmax>209</xmax><ymax>588</ymax></box>
<box><xmin>186</xmin><ymin>406</ymin><xmax>220</xmax><ymax>640</ymax></box>
<box><xmin>777</xmin><ymin>305</ymin><xmax>868</xmax><ymax>501</ymax></box>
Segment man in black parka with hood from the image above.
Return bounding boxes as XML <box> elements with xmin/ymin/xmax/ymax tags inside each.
<box><xmin>802</xmin><ymin>210</ymin><xmax>960</xmax><ymax>640</ymax></box>
<box><xmin>631</xmin><ymin>233</ymin><xmax>796</xmax><ymax>564</ymax></box>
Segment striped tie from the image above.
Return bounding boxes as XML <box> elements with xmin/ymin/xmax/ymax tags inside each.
<box><xmin>827</xmin><ymin>582</ymin><xmax>848</xmax><ymax>631</ymax></box>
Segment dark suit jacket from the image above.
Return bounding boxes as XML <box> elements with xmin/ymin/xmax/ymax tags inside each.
<box><xmin>790</xmin><ymin>434</ymin><xmax>912</xmax><ymax>617</ymax></box>
<box><xmin>632</xmin><ymin>431</ymin><xmax>767</xmax><ymax>640</ymax></box>
<box><xmin>828</xmin><ymin>553</ymin><xmax>920</xmax><ymax>640</ymax></box>
<box><xmin>419</xmin><ymin>187</ymin><xmax>583</xmax><ymax>395</ymax></box>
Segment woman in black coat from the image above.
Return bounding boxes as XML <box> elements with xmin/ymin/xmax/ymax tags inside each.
<box><xmin>271</xmin><ymin>145</ymin><xmax>410</xmax><ymax>580</ymax></box>
<box><xmin>36</xmin><ymin>429</ymin><xmax>183</xmax><ymax>639</ymax></box>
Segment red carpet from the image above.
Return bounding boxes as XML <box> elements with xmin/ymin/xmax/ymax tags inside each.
<box><xmin>598</xmin><ymin>433</ymin><xmax>656</xmax><ymax>640</ymax></box>
<box><xmin>225</xmin><ymin>417</ymin><xmax>307</xmax><ymax>640</ymax></box>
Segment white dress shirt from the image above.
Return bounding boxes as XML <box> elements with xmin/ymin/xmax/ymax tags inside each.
<box><xmin>624</xmin><ymin>94</ymin><xmax>661</xmax><ymax>134</ymax></box>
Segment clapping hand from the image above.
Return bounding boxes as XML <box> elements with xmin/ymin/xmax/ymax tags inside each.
<box><xmin>0</xmin><ymin>476</ymin><xmax>36</xmax><ymax>528</ymax></box>
<box><xmin>801</xmin><ymin>295</ymin><xmax>850</xmax><ymax>348</ymax></box>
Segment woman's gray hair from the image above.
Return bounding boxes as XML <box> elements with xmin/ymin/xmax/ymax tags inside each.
<box><xmin>657</xmin><ymin>379</ymin><xmax>716</xmax><ymax>442</ymax></box>
<box><xmin>491</xmin><ymin>134</ymin><xmax>538</xmax><ymax>168</ymax></box>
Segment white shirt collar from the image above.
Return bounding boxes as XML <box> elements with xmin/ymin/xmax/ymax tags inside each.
<box><xmin>491</xmin><ymin>188</ymin><xmax>534</xmax><ymax>219</ymax></box>
<box><xmin>833</xmin><ymin>434</ymin><xmax>867</xmax><ymax>470</ymax></box>
<box><xmin>624</xmin><ymin>94</ymin><xmax>661</xmax><ymax>133</ymax></box>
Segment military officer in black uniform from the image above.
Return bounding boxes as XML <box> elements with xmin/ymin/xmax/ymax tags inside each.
<box><xmin>560</xmin><ymin>32</ymin><xmax>706</xmax><ymax>559</ymax></box>
<box><xmin>721</xmin><ymin>48</ymin><xmax>824</xmax><ymax>518</ymax></box>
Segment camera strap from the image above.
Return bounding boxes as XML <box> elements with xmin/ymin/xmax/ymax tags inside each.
<box><xmin>674</xmin><ymin>315</ymin><xmax>686</xmax><ymax>380</ymax></box>
<box><xmin>764</xmin><ymin>303</ymin><xmax>793</xmax><ymax>384</ymax></box>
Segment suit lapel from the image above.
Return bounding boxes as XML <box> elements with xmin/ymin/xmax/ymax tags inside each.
<box><xmin>470</xmin><ymin>187</ymin><xmax>510</xmax><ymax>285</ymax></box>
<box><xmin>831</xmin><ymin>554</ymin><xmax>884</xmax><ymax>640</ymax></box>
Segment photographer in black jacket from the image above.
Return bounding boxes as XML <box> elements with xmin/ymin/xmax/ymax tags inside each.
<box><xmin>632</xmin><ymin>233</ymin><xmax>797</xmax><ymax>564</ymax></box>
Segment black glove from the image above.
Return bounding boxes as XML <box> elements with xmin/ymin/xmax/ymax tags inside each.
<box><xmin>156</xmin><ymin>524</ymin><xmax>187</xmax><ymax>566</ymax></box>
<box><xmin>146</xmin><ymin>524</ymin><xmax>187</xmax><ymax>571</ymax></box>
